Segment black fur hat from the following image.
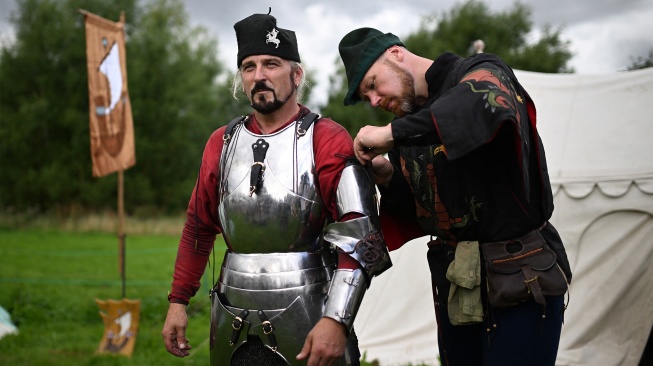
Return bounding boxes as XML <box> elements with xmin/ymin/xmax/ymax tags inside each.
<box><xmin>234</xmin><ymin>12</ymin><xmax>300</xmax><ymax>67</ymax></box>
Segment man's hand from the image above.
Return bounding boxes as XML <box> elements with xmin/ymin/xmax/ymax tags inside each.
<box><xmin>162</xmin><ymin>303</ymin><xmax>192</xmax><ymax>357</ymax></box>
<box><xmin>370</xmin><ymin>155</ymin><xmax>393</xmax><ymax>187</ymax></box>
<box><xmin>353</xmin><ymin>124</ymin><xmax>394</xmax><ymax>165</ymax></box>
<box><xmin>296</xmin><ymin>317</ymin><xmax>347</xmax><ymax>366</ymax></box>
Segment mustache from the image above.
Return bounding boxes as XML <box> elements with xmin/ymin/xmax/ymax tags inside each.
<box><xmin>251</xmin><ymin>82</ymin><xmax>275</xmax><ymax>97</ymax></box>
<box><xmin>379</xmin><ymin>97</ymin><xmax>393</xmax><ymax>111</ymax></box>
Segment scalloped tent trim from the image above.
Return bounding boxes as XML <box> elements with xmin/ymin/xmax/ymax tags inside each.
<box><xmin>552</xmin><ymin>178</ymin><xmax>653</xmax><ymax>199</ymax></box>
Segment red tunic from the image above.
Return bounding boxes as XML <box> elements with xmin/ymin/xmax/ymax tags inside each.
<box><xmin>169</xmin><ymin>106</ymin><xmax>360</xmax><ymax>304</ymax></box>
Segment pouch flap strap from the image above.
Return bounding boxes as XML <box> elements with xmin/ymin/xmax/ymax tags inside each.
<box><xmin>520</xmin><ymin>265</ymin><xmax>546</xmax><ymax>306</ymax></box>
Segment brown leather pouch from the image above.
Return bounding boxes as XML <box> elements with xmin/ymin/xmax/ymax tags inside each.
<box><xmin>481</xmin><ymin>229</ymin><xmax>568</xmax><ymax>308</ymax></box>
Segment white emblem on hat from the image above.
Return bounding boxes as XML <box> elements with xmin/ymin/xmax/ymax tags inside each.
<box><xmin>266</xmin><ymin>28</ymin><xmax>280</xmax><ymax>48</ymax></box>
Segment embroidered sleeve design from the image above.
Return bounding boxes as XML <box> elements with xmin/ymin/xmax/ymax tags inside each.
<box><xmin>460</xmin><ymin>67</ymin><xmax>525</xmax><ymax>127</ymax></box>
<box><xmin>399</xmin><ymin>145</ymin><xmax>481</xmax><ymax>240</ymax></box>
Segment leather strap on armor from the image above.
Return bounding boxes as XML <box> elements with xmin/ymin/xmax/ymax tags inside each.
<box><xmin>250</xmin><ymin>139</ymin><xmax>269</xmax><ymax>196</ymax></box>
<box><xmin>223</xmin><ymin>115</ymin><xmax>246</xmax><ymax>144</ymax></box>
<box><xmin>297</xmin><ymin>112</ymin><xmax>318</xmax><ymax>137</ymax></box>
<box><xmin>257</xmin><ymin>310</ymin><xmax>278</xmax><ymax>352</ymax></box>
<box><xmin>230</xmin><ymin>309</ymin><xmax>250</xmax><ymax>346</ymax></box>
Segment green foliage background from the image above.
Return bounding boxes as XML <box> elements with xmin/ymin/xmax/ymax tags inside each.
<box><xmin>0</xmin><ymin>0</ymin><xmax>575</xmax><ymax>214</ymax></box>
<box><xmin>0</xmin><ymin>0</ymin><xmax>251</xmax><ymax>214</ymax></box>
<box><xmin>319</xmin><ymin>0</ymin><xmax>574</xmax><ymax>129</ymax></box>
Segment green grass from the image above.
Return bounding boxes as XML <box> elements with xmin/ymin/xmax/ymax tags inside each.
<box><xmin>0</xmin><ymin>228</ymin><xmax>392</xmax><ymax>365</ymax></box>
<box><xmin>0</xmin><ymin>228</ymin><xmax>221</xmax><ymax>365</ymax></box>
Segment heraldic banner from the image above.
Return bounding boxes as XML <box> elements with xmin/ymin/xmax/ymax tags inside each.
<box><xmin>82</xmin><ymin>10</ymin><xmax>135</xmax><ymax>177</ymax></box>
<box><xmin>95</xmin><ymin>298</ymin><xmax>141</xmax><ymax>356</ymax></box>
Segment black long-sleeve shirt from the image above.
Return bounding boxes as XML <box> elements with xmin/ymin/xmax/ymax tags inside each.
<box><xmin>379</xmin><ymin>52</ymin><xmax>555</xmax><ymax>246</ymax></box>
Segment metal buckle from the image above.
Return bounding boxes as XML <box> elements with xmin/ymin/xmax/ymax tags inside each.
<box><xmin>261</xmin><ymin>320</ymin><xmax>274</xmax><ymax>335</ymax></box>
<box><xmin>232</xmin><ymin>316</ymin><xmax>243</xmax><ymax>330</ymax></box>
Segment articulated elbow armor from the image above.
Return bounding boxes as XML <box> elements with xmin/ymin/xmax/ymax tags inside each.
<box><xmin>324</xmin><ymin>161</ymin><xmax>392</xmax><ymax>278</ymax></box>
<box><xmin>323</xmin><ymin>161</ymin><xmax>392</xmax><ymax>332</ymax></box>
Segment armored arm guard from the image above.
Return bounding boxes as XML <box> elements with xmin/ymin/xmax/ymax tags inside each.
<box><xmin>322</xmin><ymin>161</ymin><xmax>392</xmax><ymax>331</ymax></box>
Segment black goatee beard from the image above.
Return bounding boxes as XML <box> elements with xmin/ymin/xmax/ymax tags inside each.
<box><xmin>251</xmin><ymin>96</ymin><xmax>285</xmax><ymax>114</ymax></box>
<box><xmin>249</xmin><ymin>79</ymin><xmax>297</xmax><ymax>114</ymax></box>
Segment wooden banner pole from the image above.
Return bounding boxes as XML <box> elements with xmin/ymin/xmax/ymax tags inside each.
<box><xmin>118</xmin><ymin>169</ymin><xmax>126</xmax><ymax>299</ymax></box>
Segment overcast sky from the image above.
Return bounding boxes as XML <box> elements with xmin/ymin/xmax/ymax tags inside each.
<box><xmin>1</xmin><ymin>0</ymin><xmax>653</xmax><ymax>107</ymax></box>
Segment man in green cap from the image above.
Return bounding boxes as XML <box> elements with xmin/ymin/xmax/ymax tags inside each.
<box><xmin>338</xmin><ymin>27</ymin><xmax>572</xmax><ymax>366</ymax></box>
<box><xmin>161</xmin><ymin>15</ymin><xmax>392</xmax><ymax>366</ymax></box>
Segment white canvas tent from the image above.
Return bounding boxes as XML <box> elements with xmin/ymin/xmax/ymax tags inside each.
<box><xmin>354</xmin><ymin>67</ymin><xmax>653</xmax><ymax>366</ymax></box>
<box><xmin>0</xmin><ymin>305</ymin><xmax>18</xmax><ymax>340</ymax></box>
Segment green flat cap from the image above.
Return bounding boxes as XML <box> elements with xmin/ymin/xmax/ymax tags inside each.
<box><xmin>338</xmin><ymin>28</ymin><xmax>404</xmax><ymax>105</ymax></box>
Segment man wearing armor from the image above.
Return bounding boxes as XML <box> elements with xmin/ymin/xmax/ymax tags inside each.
<box><xmin>161</xmin><ymin>13</ymin><xmax>391</xmax><ymax>366</ymax></box>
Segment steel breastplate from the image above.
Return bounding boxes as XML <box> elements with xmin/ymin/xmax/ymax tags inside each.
<box><xmin>218</xmin><ymin>118</ymin><xmax>324</xmax><ymax>253</ymax></box>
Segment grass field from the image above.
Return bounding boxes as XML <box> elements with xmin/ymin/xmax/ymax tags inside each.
<box><xmin>0</xmin><ymin>226</ymin><xmax>393</xmax><ymax>365</ymax></box>
<box><xmin>0</xmin><ymin>227</ymin><xmax>220</xmax><ymax>365</ymax></box>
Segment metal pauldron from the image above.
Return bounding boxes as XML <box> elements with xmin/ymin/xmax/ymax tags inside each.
<box><xmin>335</xmin><ymin>163</ymin><xmax>379</xmax><ymax>220</ymax></box>
<box><xmin>326</xmin><ymin>163</ymin><xmax>392</xmax><ymax>277</ymax></box>
<box><xmin>323</xmin><ymin>269</ymin><xmax>368</xmax><ymax>333</ymax></box>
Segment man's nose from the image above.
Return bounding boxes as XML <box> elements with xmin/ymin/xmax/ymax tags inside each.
<box><xmin>369</xmin><ymin>93</ymin><xmax>382</xmax><ymax>107</ymax></box>
<box><xmin>253</xmin><ymin>66</ymin><xmax>267</xmax><ymax>81</ymax></box>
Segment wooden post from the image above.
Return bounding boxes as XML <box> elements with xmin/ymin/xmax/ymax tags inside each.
<box><xmin>118</xmin><ymin>169</ymin><xmax>126</xmax><ymax>298</ymax></box>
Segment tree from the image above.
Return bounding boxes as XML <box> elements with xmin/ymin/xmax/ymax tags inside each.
<box><xmin>404</xmin><ymin>1</ymin><xmax>573</xmax><ymax>73</ymax></box>
<box><xmin>123</xmin><ymin>0</ymin><xmax>242</xmax><ymax>213</ymax></box>
<box><xmin>627</xmin><ymin>49</ymin><xmax>653</xmax><ymax>70</ymax></box>
<box><xmin>319</xmin><ymin>0</ymin><xmax>573</xmax><ymax>133</ymax></box>
<box><xmin>0</xmin><ymin>0</ymin><xmax>245</xmax><ymax>213</ymax></box>
<box><xmin>0</xmin><ymin>0</ymin><xmax>137</xmax><ymax>212</ymax></box>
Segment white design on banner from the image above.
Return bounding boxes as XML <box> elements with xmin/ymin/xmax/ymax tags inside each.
<box><xmin>114</xmin><ymin>310</ymin><xmax>132</xmax><ymax>338</ymax></box>
<box><xmin>98</xmin><ymin>43</ymin><xmax>123</xmax><ymax>113</ymax></box>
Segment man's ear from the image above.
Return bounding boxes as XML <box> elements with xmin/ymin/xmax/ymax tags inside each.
<box><xmin>293</xmin><ymin>66</ymin><xmax>303</xmax><ymax>87</ymax></box>
<box><xmin>386</xmin><ymin>45</ymin><xmax>405</xmax><ymax>62</ymax></box>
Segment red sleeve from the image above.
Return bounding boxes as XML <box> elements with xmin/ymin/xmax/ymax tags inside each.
<box><xmin>312</xmin><ymin>118</ymin><xmax>354</xmax><ymax>222</ymax></box>
<box><xmin>377</xmin><ymin>151</ymin><xmax>426</xmax><ymax>251</ymax></box>
<box><xmin>168</xmin><ymin>127</ymin><xmax>226</xmax><ymax>305</ymax></box>
<box><xmin>313</xmin><ymin>119</ymin><xmax>369</xmax><ymax>271</ymax></box>
<box><xmin>379</xmin><ymin>205</ymin><xmax>424</xmax><ymax>251</ymax></box>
